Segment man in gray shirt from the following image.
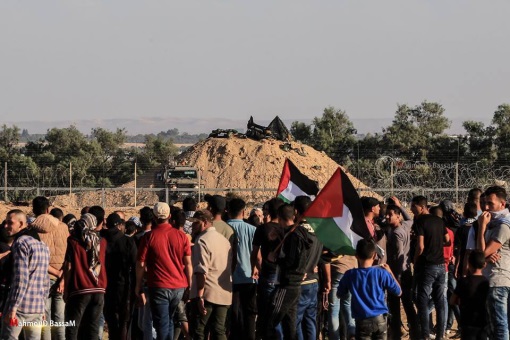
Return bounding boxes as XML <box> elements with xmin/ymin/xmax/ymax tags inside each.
<box><xmin>385</xmin><ymin>203</ymin><xmax>419</xmax><ymax>339</ymax></box>
<box><xmin>477</xmin><ymin>186</ymin><xmax>510</xmax><ymax>340</ymax></box>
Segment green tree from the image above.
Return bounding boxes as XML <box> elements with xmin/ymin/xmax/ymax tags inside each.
<box><xmin>0</xmin><ymin>124</ymin><xmax>20</xmax><ymax>158</ymax></box>
<box><xmin>290</xmin><ymin>121</ymin><xmax>312</xmax><ymax>144</ymax></box>
<box><xmin>383</xmin><ymin>101</ymin><xmax>451</xmax><ymax>161</ymax></box>
<box><xmin>311</xmin><ymin>107</ymin><xmax>357</xmax><ymax>163</ymax></box>
<box><xmin>141</xmin><ymin>136</ymin><xmax>178</xmax><ymax>167</ymax></box>
<box><xmin>462</xmin><ymin>120</ymin><xmax>496</xmax><ymax>162</ymax></box>
<box><xmin>492</xmin><ymin>104</ymin><xmax>510</xmax><ymax>163</ymax></box>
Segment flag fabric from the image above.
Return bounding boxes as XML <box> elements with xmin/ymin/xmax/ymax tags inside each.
<box><xmin>303</xmin><ymin>168</ymin><xmax>371</xmax><ymax>255</ymax></box>
<box><xmin>277</xmin><ymin>159</ymin><xmax>320</xmax><ymax>203</ymax></box>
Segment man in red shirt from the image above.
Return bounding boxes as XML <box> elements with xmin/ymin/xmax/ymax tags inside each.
<box><xmin>135</xmin><ymin>202</ymin><xmax>192</xmax><ymax>340</ymax></box>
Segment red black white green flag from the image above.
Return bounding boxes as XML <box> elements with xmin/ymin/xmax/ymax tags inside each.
<box><xmin>276</xmin><ymin>159</ymin><xmax>320</xmax><ymax>203</ymax></box>
<box><xmin>303</xmin><ymin>168</ymin><xmax>371</xmax><ymax>255</ymax></box>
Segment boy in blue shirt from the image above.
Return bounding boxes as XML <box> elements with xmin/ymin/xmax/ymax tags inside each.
<box><xmin>338</xmin><ymin>239</ymin><xmax>401</xmax><ymax>340</ymax></box>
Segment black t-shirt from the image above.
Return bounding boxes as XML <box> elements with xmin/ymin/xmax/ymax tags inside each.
<box><xmin>455</xmin><ymin>275</ymin><xmax>489</xmax><ymax>329</ymax></box>
<box><xmin>252</xmin><ymin>222</ymin><xmax>284</xmax><ymax>280</ymax></box>
<box><xmin>415</xmin><ymin>214</ymin><xmax>447</xmax><ymax>266</ymax></box>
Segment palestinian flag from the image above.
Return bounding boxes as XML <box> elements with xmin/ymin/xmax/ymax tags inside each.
<box><xmin>303</xmin><ymin>168</ymin><xmax>370</xmax><ymax>255</ymax></box>
<box><xmin>277</xmin><ymin>159</ymin><xmax>319</xmax><ymax>203</ymax></box>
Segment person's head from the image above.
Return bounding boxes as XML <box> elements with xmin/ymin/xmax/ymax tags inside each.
<box><xmin>468</xmin><ymin>250</ymin><xmax>486</xmax><ymax>273</ymax></box>
<box><xmin>88</xmin><ymin>206</ymin><xmax>105</xmax><ymax>230</ymax></box>
<box><xmin>385</xmin><ymin>204</ymin><xmax>402</xmax><ymax>227</ymax></box>
<box><xmin>154</xmin><ymin>202</ymin><xmax>171</xmax><ymax>223</ymax></box>
<box><xmin>182</xmin><ymin>197</ymin><xmax>197</xmax><ymax>212</ymax></box>
<box><xmin>139</xmin><ymin>206</ymin><xmax>155</xmax><ymax>226</ymax></box>
<box><xmin>80</xmin><ymin>206</ymin><xmax>90</xmax><ymax>215</ymax></box>
<box><xmin>32</xmin><ymin>196</ymin><xmax>50</xmax><ymax>216</ymax></box>
<box><xmin>429</xmin><ymin>205</ymin><xmax>443</xmax><ymax>218</ymax></box>
<box><xmin>355</xmin><ymin>239</ymin><xmax>377</xmax><ymax>261</ymax></box>
<box><xmin>113</xmin><ymin>210</ymin><xmax>126</xmax><ymax>221</ymax></box>
<box><xmin>361</xmin><ymin>197</ymin><xmax>381</xmax><ymax>218</ymax></box>
<box><xmin>248</xmin><ymin>208</ymin><xmax>264</xmax><ymax>227</ymax></box>
<box><xmin>190</xmin><ymin>210</ymin><xmax>214</xmax><ymax>236</ymax></box>
<box><xmin>63</xmin><ymin>214</ymin><xmax>77</xmax><ymax>231</ymax></box>
<box><xmin>124</xmin><ymin>220</ymin><xmax>137</xmax><ymax>236</ymax></box>
<box><xmin>439</xmin><ymin>200</ymin><xmax>455</xmax><ymax>214</ymax></box>
<box><xmin>483</xmin><ymin>186</ymin><xmax>507</xmax><ymax>212</ymax></box>
<box><xmin>463</xmin><ymin>202</ymin><xmax>478</xmax><ymax>219</ymax></box>
<box><xmin>264</xmin><ymin>198</ymin><xmax>284</xmax><ymax>222</ymax></box>
<box><xmin>227</xmin><ymin>198</ymin><xmax>246</xmax><ymax>219</ymax></box>
<box><xmin>293</xmin><ymin>196</ymin><xmax>312</xmax><ymax>218</ymax></box>
<box><xmin>50</xmin><ymin>208</ymin><xmax>64</xmax><ymax>221</ymax></box>
<box><xmin>467</xmin><ymin>188</ymin><xmax>483</xmax><ymax>207</ymax></box>
<box><xmin>106</xmin><ymin>213</ymin><xmax>125</xmax><ymax>230</ymax></box>
<box><xmin>205</xmin><ymin>195</ymin><xmax>226</xmax><ymax>216</ymax></box>
<box><xmin>170</xmin><ymin>206</ymin><xmax>186</xmax><ymax>229</ymax></box>
<box><xmin>411</xmin><ymin>196</ymin><xmax>428</xmax><ymax>216</ymax></box>
<box><xmin>5</xmin><ymin>209</ymin><xmax>27</xmax><ymax>237</ymax></box>
<box><xmin>277</xmin><ymin>204</ymin><xmax>295</xmax><ymax>228</ymax></box>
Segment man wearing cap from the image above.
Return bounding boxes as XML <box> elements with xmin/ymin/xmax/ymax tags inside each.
<box><xmin>205</xmin><ymin>195</ymin><xmax>234</xmax><ymax>244</ymax></box>
<box><xmin>136</xmin><ymin>202</ymin><xmax>192</xmax><ymax>340</ymax></box>
<box><xmin>361</xmin><ymin>197</ymin><xmax>387</xmax><ymax>264</ymax></box>
<box><xmin>101</xmin><ymin>213</ymin><xmax>137</xmax><ymax>340</ymax></box>
<box><xmin>189</xmin><ymin>210</ymin><xmax>233</xmax><ymax>340</ymax></box>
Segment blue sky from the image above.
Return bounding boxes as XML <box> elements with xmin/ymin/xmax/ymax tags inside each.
<box><xmin>1</xmin><ymin>1</ymin><xmax>509</xmax><ymax>133</ymax></box>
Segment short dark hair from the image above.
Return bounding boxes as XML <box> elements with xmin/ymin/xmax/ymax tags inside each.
<box><xmin>361</xmin><ymin>197</ymin><xmax>380</xmax><ymax>213</ymax></box>
<box><xmin>50</xmin><ymin>208</ymin><xmax>64</xmax><ymax>221</ymax></box>
<box><xmin>356</xmin><ymin>239</ymin><xmax>376</xmax><ymax>260</ymax></box>
<box><xmin>266</xmin><ymin>198</ymin><xmax>284</xmax><ymax>220</ymax></box>
<box><xmin>63</xmin><ymin>214</ymin><xmax>76</xmax><ymax>225</ymax></box>
<box><xmin>385</xmin><ymin>204</ymin><xmax>401</xmax><ymax>215</ymax></box>
<box><xmin>411</xmin><ymin>196</ymin><xmax>428</xmax><ymax>207</ymax></box>
<box><xmin>170</xmin><ymin>207</ymin><xmax>186</xmax><ymax>228</ymax></box>
<box><xmin>80</xmin><ymin>206</ymin><xmax>90</xmax><ymax>215</ymax></box>
<box><xmin>125</xmin><ymin>221</ymin><xmax>137</xmax><ymax>235</ymax></box>
<box><xmin>429</xmin><ymin>206</ymin><xmax>443</xmax><ymax>218</ymax></box>
<box><xmin>139</xmin><ymin>206</ymin><xmax>155</xmax><ymax>225</ymax></box>
<box><xmin>88</xmin><ymin>206</ymin><xmax>105</xmax><ymax>227</ymax></box>
<box><xmin>293</xmin><ymin>196</ymin><xmax>311</xmax><ymax>215</ymax></box>
<box><xmin>463</xmin><ymin>202</ymin><xmax>478</xmax><ymax>219</ymax></box>
<box><xmin>468</xmin><ymin>188</ymin><xmax>483</xmax><ymax>202</ymax></box>
<box><xmin>468</xmin><ymin>250</ymin><xmax>486</xmax><ymax>270</ymax></box>
<box><xmin>182</xmin><ymin>197</ymin><xmax>197</xmax><ymax>212</ymax></box>
<box><xmin>277</xmin><ymin>204</ymin><xmax>295</xmax><ymax>222</ymax></box>
<box><xmin>484</xmin><ymin>186</ymin><xmax>507</xmax><ymax>201</ymax></box>
<box><xmin>32</xmin><ymin>196</ymin><xmax>50</xmax><ymax>216</ymax></box>
<box><xmin>228</xmin><ymin>198</ymin><xmax>246</xmax><ymax>218</ymax></box>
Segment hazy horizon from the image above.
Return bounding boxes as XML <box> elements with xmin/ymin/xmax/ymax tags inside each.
<box><xmin>1</xmin><ymin>1</ymin><xmax>509</xmax><ymax>129</ymax></box>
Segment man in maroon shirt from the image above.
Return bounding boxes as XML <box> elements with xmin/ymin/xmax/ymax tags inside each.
<box><xmin>135</xmin><ymin>202</ymin><xmax>192</xmax><ymax>340</ymax></box>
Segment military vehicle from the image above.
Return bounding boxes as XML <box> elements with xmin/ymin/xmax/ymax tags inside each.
<box><xmin>161</xmin><ymin>165</ymin><xmax>201</xmax><ymax>201</ymax></box>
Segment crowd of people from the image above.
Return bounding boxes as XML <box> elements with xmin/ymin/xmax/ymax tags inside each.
<box><xmin>0</xmin><ymin>185</ymin><xmax>508</xmax><ymax>340</ymax></box>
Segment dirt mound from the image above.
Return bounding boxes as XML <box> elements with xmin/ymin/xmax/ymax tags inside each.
<box><xmin>51</xmin><ymin>190</ymin><xmax>160</xmax><ymax>210</ymax></box>
<box><xmin>177</xmin><ymin>137</ymin><xmax>380</xmax><ymax>202</ymax></box>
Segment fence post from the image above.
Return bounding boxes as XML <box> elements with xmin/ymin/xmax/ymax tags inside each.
<box><xmin>165</xmin><ymin>187</ymin><xmax>169</xmax><ymax>204</ymax></box>
<box><xmin>4</xmin><ymin>162</ymin><xmax>7</xmax><ymax>203</ymax></box>
<box><xmin>134</xmin><ymin>162</ymin><xmax>137</xmax><ymax>207</ymax></box>
<box><xmin>69</xmin><ymin>162</ymin><xmax>72</xmax><ymax>195</ymax></box>
<box><xmin>455</xmin><ymin>162</ymin><xmax>459</xmax><ymax>204</ymax></box>
<box><xmin>102</xmin><ymin>188</ymin><xmax>106</xmax><ymax>208</ymax></box>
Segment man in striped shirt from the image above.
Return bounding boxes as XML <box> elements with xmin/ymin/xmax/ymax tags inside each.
<box><xmin>1</xmin><ymin>209</ymin><xmax>50</xmax><ymax>340</ymax></box>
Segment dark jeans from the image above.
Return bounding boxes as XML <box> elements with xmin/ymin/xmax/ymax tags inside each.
<box><xmin>231</xmin><ymin>283</ymin><xmax>257</xmax><ymax>340</ymax></box>
<box><xmin>388</xmin><ymin>269</ymin><xmax>419</xmax><ymax>339</ymax></box>
<box><xmin>104</xmin><ymin>290</ymin><xmax>131</xmax><ymax>340</ymax></box>
<box><xmin>65</xmin><ymin>293</ymin><xmax>105</xmax><ymax>340</ymax></box>
<box><xmin>460</xmin><ymin>325</ymin><xmax>488</xmax><ymax>340</ymax></box>
<box><xmin>257</xmin><ymin>281</ymin><xmax>282</xmax><ymax>340</ymax></box>
<box><xmin>266</xmin><ymin>286</ymin><xmax>301</xmax><ymax>340</ymax></box>
<box><xmin>415</xmin><ymin>264</ymin><xmax>446</xmax><ymax>340</ymax></box>
<box><xmin>296</xmin><ymin>282</ymin><xmax>319</xmax><ymax>340</ymax></box>
<box><xmin>355</xmin><ymin>314</ymin><xmax>388</xmax><ymax>340</ymax></box>
<box><xmin>446</xmin><ymin>268</ymin><xmax>460</xmax><ymax>330</ymax></box>
<box><xmin>191</xmin><ymin>298</ymin><xmax>230</xmax><ymax>340</ymax></box>
<box><xmin>148</xmin><ymin>287</ymin><xmax>184</xmax><ymax>340</ymax></box>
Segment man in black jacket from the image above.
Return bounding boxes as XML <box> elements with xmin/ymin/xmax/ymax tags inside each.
<box><xmin>101</xmin><ymin>213</ymin><xmax>137</xmax><ymax>340</ymax></box>
<box><xmin>266</xmin><ymin>204</ymin><xmax>312</xmax><ymax>340</ymax></box>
